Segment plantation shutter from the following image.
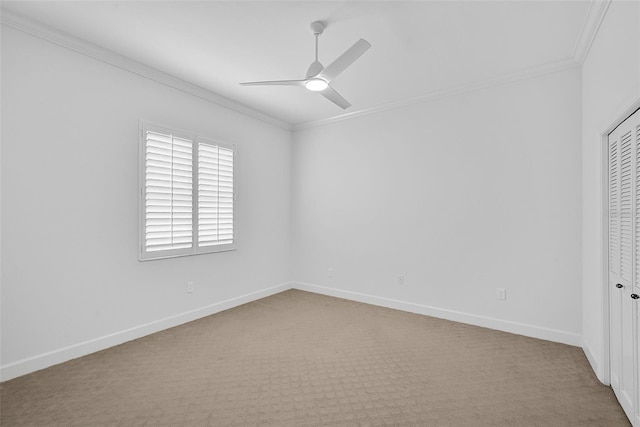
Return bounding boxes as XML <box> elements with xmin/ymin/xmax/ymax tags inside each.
<box><xmin>140</xmin><ymin>122</ymin><xmax>236</xmax><ymax>261</ymax></box>
<box><xmin>197</xmin><ymin>141</ymin><xmax>234</xmax><ymax>247</ymax></box>
<box><xmin>144</xmin><ymin>130</ymin><xmax>193</xmax><ymax>254</ymax></box>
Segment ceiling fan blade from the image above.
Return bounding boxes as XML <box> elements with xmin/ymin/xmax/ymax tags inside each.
<box><xmin>320</xmin><ymin>86</ymin><xmax>351</xmax><ymax>109</ymax></box>
<box><xmin>240</xmin><ymin>79</ymin><xmax>306</xmax><ymax>87</ymax></box>
<box><xmin>319</xmin><ymin>39</ymin><xmax>371</xmax><ymax>82</ymax></box>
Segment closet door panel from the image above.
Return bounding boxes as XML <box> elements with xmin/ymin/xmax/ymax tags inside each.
<box><xmin>610</xmin><ymin>126</ymin><xmax>623</xmax><ymax>396</ymax></box>
<box><xmin>610</xmin><ymin>108</ymin><xmax>640</xmax><ymax>426</ymax></box>
<box><xmin>633</xmin><ymin>113</ymin><xmax>640</xmax><ymax>427</ymax></box>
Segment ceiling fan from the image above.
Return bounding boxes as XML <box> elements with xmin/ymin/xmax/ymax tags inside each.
<box><xmin>239</xmin><ymin>21</ymin><xmax>371</xmax><ymax>109</ymax></box>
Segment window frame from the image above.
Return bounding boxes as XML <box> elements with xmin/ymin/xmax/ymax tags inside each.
<box><xmin>139</xmin><ymin>121</ymin><xmax>237</xmax><ymax>261</ymax></box>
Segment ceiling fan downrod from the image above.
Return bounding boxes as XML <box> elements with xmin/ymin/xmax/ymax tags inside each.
<box><xmin>310</xmin><ymin>21</ymin><xmax>326</xmax><ymax>62</ymax></box>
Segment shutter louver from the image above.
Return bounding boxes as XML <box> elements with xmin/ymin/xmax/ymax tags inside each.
<box><xmin>636</xmin><ymin>124</ymin><xmax>640</xmax><ymax>285</ymax></box>
<box><xmin>144</xmin><ymin>131</ymin><xmax>193</xmax><ymax>252</ymax></box>
<box><xmin>620</xmin><ymin>131</ymin><xmax>633</xmax><ymax>280</ymax></box>
<box><xmin>610</xmin><ymin>137</ymin><xmax>620</xmax><ymax>274</ymax></box>
<box><xmin>198</xmin><ymin>143</ymin><xmax>234</xmax><ymax>247</ymax></box>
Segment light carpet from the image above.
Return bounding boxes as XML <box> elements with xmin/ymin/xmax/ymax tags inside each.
<box><xmin>0</xmin><ymin>289</ymin><xmax>630</xmax><ymax>426</ymax></box>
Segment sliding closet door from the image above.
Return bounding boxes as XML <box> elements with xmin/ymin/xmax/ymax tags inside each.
<box><xmin>609</xmin><ymin>108</ymin><xmax>640</xmax><ymax>426</ymax></box>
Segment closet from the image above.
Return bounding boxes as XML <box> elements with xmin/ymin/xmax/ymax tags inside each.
<box><xmin>608</xmin><ymin>107</ymin><xmax>640</xmax><ymax>426</ymax></box>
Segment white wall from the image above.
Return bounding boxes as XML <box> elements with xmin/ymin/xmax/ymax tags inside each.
<box><xmin>6</xmin><ymin>3</ymin><xmax>634</xmax><ymax>383</ymax></box>
<box><xmin>0</xmin><ymin>26</ymin><xmax>292</xmax><ymax>379</ymax></box>
<box><xmin>292</xmin><ymin>68</ymin><xmax>583</xmax><ymax>344</ymax></box>
<box><xmin>581</xmin><ymin>0</ymin><xmax>640</xmax><ymax>381</ymax></box>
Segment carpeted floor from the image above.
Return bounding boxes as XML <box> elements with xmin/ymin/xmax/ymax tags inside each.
<box><xmin>0</xmin><ymin>289</ymin><xmax>630</xmax><ymax>426</ymax></box>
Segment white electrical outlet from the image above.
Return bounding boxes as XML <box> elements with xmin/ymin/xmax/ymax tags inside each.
<box><xmin>328</xmin><ymin>267</ymin><xmax>334</xmax><ymax>277</ymax></box>
<box><xmin>398</xmin><ymin>275</ymin><xmax>405</xmax><ymax>285</ymax></box>
<box><xmin>496</xmin><ymin>288</ymin><xmax>506</xmax><ymax>300</ymax></box>
<box><xmin>187</xmin><ymin>281</ymin><xmax>194</xmax><ymax>293</ymax></box>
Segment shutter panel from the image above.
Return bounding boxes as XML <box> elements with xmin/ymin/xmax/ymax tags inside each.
<box><xmin>144</xmin><ymin>130</ymin><xmax>193</xmax><ymax>252</ymax></box>
<box><xmin>197</xmin><ymin>142</ymin><xmax>234</xmax><ymax>247</ymax></box>
<box><xmin>620</xmin><ymin>130</ymin><xmax>633</xmax><ymax>281</ymax></box>
<box><xmin>610</xmin><ymin>135</ymin><xmax>620</xmax><ymax>274</ymax></box>
<box><xmin>218</xmin><ymin>146</ymin><xmax>235</xmax><ymax>244</ymax></box>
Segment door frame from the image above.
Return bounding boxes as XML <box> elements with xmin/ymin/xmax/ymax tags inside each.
<box><xmin>601</xmin><ymin>98</ymin><xmax>640</xmax><ymax>387</ymax></box>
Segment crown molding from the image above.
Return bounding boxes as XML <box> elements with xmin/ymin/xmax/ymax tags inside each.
<box><xmin>292</xmin><ymin>57</ymin><xmax>579</xmax><ymax>131</ymax></box>
<box><xmin>0</xmin><ymin>10</ymin><xmax>292</xmax><ymax>131</ymax></box>
<box><xmin>572</xmin><ymin>0</ymin><xmax>612</xmax><ymax>65</ymax></box>
<box><xmin>2</xmin><ymin>3</ymin><xmax>606</xmax><ymax>134</ymax></box>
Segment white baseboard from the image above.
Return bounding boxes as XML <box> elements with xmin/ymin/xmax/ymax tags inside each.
<box><xmin>293</xmin><ymin>282</ymin><xmax>582</xmax><ymax>347</ymax></box>
<box><xmin>0</xmin><ymin>282</ymin><xmax>293</xmax><ymax>382</ymax></box>
<box><xmin>2</xmin><ymin>281</ymin><xmax>584</xmax><ymax>381</ymax></box>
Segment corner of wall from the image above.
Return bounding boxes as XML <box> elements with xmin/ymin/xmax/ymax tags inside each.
<box><xmin>582</xmin><ymin>338</ymin><xmax>607</xmax><ymax>384</ymax></box>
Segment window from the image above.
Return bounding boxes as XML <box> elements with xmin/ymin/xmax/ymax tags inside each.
<box><xmin>139</xmin><ymin>122</ymin><xmax>235</xmax><ymax>260</ymax></box>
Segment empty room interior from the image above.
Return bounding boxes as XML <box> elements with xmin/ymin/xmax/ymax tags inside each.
<box><xmin>1</xmin><ymin>0</ymin><xmax>640</xmax><ymax>425</ymax></box>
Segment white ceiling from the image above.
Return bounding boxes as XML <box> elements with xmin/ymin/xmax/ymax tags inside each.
<box><xmin>2</xmin><ymin>1</ymin><xmax>592</xmax><ymax>127</ymax></box>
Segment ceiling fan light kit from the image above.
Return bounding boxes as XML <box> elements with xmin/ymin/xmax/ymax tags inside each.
<box><xmin>240</xmin><ymin>20</ymin><xmax>371</xmax><ymax>109</ymax></box>
<box><xmin>305</xmin><ymin>79</ymin><xmax>328</xmax><ymax>91</ymax></box>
